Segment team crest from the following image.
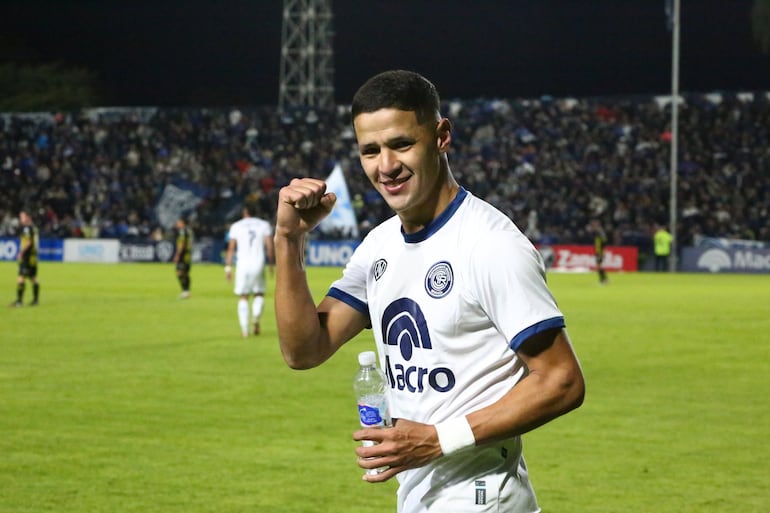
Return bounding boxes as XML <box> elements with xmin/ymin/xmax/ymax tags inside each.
<box><xmin>372</xmin><ymin>259</ymin><xmax>388</xmax><ymax>281</ymax></box>
<box><xmin>425</xmin><ymin>261</ymin><xmax>453</xmax><ymax>298</ymax></box>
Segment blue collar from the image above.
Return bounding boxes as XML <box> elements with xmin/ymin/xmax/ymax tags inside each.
<box><xmin>402</xmin><ymin>187</ymin><xmax>468</xmax><ymax>243</ymax></box>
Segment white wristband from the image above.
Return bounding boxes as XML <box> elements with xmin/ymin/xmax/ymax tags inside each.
<box><xmin>224</xmin><ymin>265</ymin><xmax>232</xmax><ymax>273</ymax></box>
<box><xmin>435</xmin><ymin>416</ymin><xmax>475</xmax><ymax>456</ymax></box>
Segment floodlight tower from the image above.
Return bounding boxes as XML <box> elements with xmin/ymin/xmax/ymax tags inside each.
<box><xmin>278</xmin><ymin>0</ymin><xmax>335</xmax><ymax>110</ymax></box>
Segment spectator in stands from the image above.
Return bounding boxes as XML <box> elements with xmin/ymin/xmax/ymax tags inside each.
<box><xmin>0</xmin><ymin>90</ymin><xmax>767</xmax><ymax>255</ymax></box>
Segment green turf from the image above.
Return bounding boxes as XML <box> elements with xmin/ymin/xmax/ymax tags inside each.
<box><xmin>1</xmin><ymin>262</ymin><xmax>768</xmax><ymax>512</ymax></box>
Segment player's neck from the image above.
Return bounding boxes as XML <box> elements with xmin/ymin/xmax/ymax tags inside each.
<box><xmin>399</xmin><ymin>179</ymin><xmax>460</xmax><ymax>234</ymax></box>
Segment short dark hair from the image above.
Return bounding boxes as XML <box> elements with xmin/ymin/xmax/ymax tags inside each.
<box><xmin>243</xmin><ymin>202</ymin><xmax>258</xmax><ymax>217</ymax></box>
<box><xmin>351</xmin><ymin>70</ymin><xmax>441</xmax><ymax>125</ymax></box>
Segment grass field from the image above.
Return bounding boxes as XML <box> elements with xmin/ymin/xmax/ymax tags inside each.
<box><xmin>1</xmin><ymin>262</ymin><xmax>768</xmax><ymax>513</ymax></box>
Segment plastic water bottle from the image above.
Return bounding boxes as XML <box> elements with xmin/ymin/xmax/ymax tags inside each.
<box><xmin>353</xmin><ymin>350</ymin><xmax>390</xmax><ymax>475</ymax></box>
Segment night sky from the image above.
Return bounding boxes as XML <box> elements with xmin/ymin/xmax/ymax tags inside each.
<box><xmin>3</xmin><ymin>0</ymin><xmax>769</xmax><ymax>107</ymax></box>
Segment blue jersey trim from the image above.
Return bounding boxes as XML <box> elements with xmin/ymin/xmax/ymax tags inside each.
<box><xmin>403</xmin><ymin>187</ymin><xmax>468</xmax><ymax>243</ymax></box>
<box><xmin>327</xmin><ymin>287</ymin><xmax>369</xmax><ymax>317</ymax></box>
<box><xmin>509</xmin><ymin>316</ymin><xmax>566</xmax><ymax>351</ymax></box>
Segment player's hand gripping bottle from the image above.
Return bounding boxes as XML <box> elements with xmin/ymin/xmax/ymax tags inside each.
<box><xmin>353</xmin><ymin>350</ymin><xmax>391</xmax><ymax>475</ymax></box>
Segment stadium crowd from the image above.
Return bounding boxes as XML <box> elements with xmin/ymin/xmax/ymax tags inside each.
<box><xmin>1</xmin><ymin>91</ymin><xmax>768</xmax><ymax>262</ymax></box>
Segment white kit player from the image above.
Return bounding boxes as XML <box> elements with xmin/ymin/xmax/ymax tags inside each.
<box><xmin>225</xmin><ymin>203</ymin><xmax>274</xmax><ymax>337</ymax></box>
<box><xmin>274</xmin><ymin>70</ymin><xmax>585</xmax><ymax>513</ymax></box>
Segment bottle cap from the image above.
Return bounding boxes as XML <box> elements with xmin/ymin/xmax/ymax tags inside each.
<box><xmin>358</xmin><ymin>351</ymin><xmax>376</xmax><ymax>366</ymax></box>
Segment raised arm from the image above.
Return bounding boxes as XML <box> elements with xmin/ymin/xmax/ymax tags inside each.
<box><xmin>274</xmin><ymin>178</ymin><xmax>368</xmax><ymax>369</ymax></box>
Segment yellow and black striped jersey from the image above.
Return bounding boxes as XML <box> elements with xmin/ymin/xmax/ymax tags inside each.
<box><xmin>594</xmin><ymin>230</ymin><xmax>608</xmax><ymax>257</ymax></box>
<box><xmin>20</xmin><ymin>224</ymin><xmax>39</xmax><ymax>266</ymax></box>
<box><xmin>176</xmin><ymin>227</ymin><xmax>194</xmax><ymax>265</ymax></box>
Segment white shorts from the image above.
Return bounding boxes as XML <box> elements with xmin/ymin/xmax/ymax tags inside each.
<box><xmin>233</xmin><ymin>265</ymin><xmax>266</xmax><ymax>295</ymax></box>
<box><xmin>397</xmin><ymin>439</ymin><xmax>540</xmax><ymax>513</ymax></box>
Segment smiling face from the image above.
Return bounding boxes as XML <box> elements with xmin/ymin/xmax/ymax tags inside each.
<box><xmin>354</xmin><ymin>108</ymin><xmax>456</xmax><ymax>233</ymax></box>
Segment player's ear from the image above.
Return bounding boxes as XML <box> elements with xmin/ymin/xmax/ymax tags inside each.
<box><xmin>436</xmin><ymin>118</ymin><xmax>452</xmax><ymax>153</ymax></box>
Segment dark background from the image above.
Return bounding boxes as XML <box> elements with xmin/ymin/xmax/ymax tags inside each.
<box><xmin>2</xmin><ymin>0</ymin><xmax>769</xmax><ymax>106</ymax></box>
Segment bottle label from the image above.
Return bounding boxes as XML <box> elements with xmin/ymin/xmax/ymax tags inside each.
<box><xmin>358</xmin><ymin>404</ymin><xmax>383</xmax><ymax>427</ymax></box>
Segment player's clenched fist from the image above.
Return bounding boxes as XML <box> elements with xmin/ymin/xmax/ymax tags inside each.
<box><xmin>275</xmin><ymin>177</ymin><xmax>337</xmax><ymax>238</ymax></box>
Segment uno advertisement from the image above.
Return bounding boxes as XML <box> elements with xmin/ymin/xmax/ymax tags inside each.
<box><xmin>305</xmin><ymin>240</ymin><xmax>360</xmax><ymax>267</ymax></box>
<box><xmin>537</xmin><ymin>244</ymin><xmax>639</xmax><ymax>272</ymax></box>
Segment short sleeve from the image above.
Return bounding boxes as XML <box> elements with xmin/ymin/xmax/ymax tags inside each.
<box><xmin>327</xmin><ymin>239</ymin><xmax>370</xmax><ymax>317</ymax></box>
<box><xmin>467</xmin><ymin>230</ymin><xmax>564</xmax><ymax>351</ymax></box>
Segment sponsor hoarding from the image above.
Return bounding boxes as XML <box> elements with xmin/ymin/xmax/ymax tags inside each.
<box><xmin>39</xmin><ymin>239</ymin><xmax>64</xmax><ymax>261</ymax></box>
<box><xmin>117</xmin><ymin>239</ymin><xmax>223</xmax><ymax>263</ymax></box>
<box><xmin>63</xmin><ymin>239</ymin><xmax>121</xmax><ymax>263</ymax></box>
<box><xmin>681</xmin><ymin>246</ymin><xmax>770</xmax><ymax>274</ymax></box>
<box><xmin>0</xmin><ymin>238</ymin><xmax>63</xmax><ymax>262</ymax></box>
<box><xmin>306</xmin><ymin>240</ymin><xmax>360</xmax><ymax>267</ymax></box>
<box><xmin>537</xmin><ymin>244</ymin><xmax>638</xmax><ymax>272</ymax></box>
<box><xmin>0</xmin><ymin>238</ymin><xmax>19</xmax><ymax>261</ymax></box>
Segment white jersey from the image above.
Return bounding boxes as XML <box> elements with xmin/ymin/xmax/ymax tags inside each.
<box><xmin>228</xmin><ymin>217</ymin><xmax>272</xmax><ymax>295</ymax></box>
<box><xmin>328</xmin><ymin>188</ymin><xmax>564</xmax><ymax>513</ymax></box>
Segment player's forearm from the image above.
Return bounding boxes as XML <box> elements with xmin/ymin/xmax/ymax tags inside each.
<box><xmin>264</xmin><ymin>236</ymin><xmax>275</xmax><ymax>264</ymax></box>
<box><xmin>464</xmin><ymin>330</ymin><xmax>585</xmax><ymax>447</ymax></box>
<box><xmin>467</xmin><ymin>360</ymin><xmax>584</xmax><ymax>446</ymax></box>
<box><xmin>274</xmin><ymin>234</ymin><xmax>327</xmax><ymax>369</ymax></box>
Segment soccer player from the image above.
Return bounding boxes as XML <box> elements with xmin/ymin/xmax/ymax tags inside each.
<box><xmin>273</xmin><ymin>70</ymin><xmax>585</xmax><ymax>512</ymax></box>
<box><xmin>173</xmin><ymin>217</ymin><xmax>193</xmax><ymax>299</ymax></box>
<box><xmin>590</xmin><ymin>218</ymin><xmax>609</xmax><ymax>284</ymax></box>
<box><xmin>10</xmin><ymin>210</ymin><xmax>40</xmax><ymax>307</ymax></box>
<box><xmin>225</xmin><ymin>203</ymin><xmax>274</xmax><ymax>337</ymax></box>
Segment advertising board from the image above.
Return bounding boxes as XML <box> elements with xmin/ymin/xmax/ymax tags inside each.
<box><xmin>537</xmin><ymin>244</ymin><xmax>639</xmax><ymax>272</ymax></box>
<box><xmin>305</xmin><ymin>240</ymin><xmax>360</xmax><ymax>267</ymax></box>
<box><xmin>63</xmin><ymin>239</ymin><xmax>121</xmax><ymax>263</ymax></box>
<box><xmin>681</xmin><ymin>246</ymin><xmax>770</xmax><ymax>274</ymax></box>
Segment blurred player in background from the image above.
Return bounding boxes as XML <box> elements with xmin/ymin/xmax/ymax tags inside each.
<box><xmin>273</xmin><ymin>70</ymin><xmax>585</xmax><ymax>513</ymax></box>
<box><xmin>173</xmin><ymin>216</ymin><xmax>193</xmax><ymax>299</ymax></box>
<box><xmin>10</xmin><ymin>209</ymin><xmax>40</xmax><ymax>307</ymax></box>
<box><xmin>590</xmin><ymin>218</ymin><xmax>609</xmax><ymax>284</ymax></box>
<box><xmin>225</xmin><ymin>203</ymin><xmax>274</xmax><ymax>337</ymax></box>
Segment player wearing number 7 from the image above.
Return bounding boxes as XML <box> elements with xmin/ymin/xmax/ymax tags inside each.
<box><xmin>225</xmin><ymin>202</ymin><xmax>274</xmax><ymax>338</ymax></box>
